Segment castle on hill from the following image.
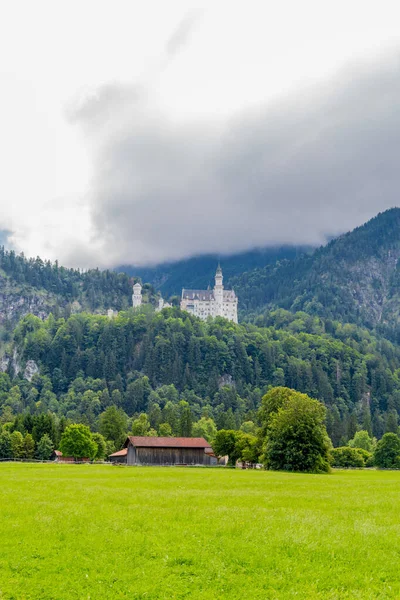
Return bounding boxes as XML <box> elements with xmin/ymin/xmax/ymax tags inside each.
<box><xmin>180</xmin><ymin>265</ymin><xmax>238</xmax><ymax>323</ymax></box>
<box><xmin>131</xmin><ymin>265</ymin><xmax>238</xmax><ymax>323</ymax></box>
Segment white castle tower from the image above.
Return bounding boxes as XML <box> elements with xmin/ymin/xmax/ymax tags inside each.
<box><xmin>132</xmin><ymin>282</ymin><xmax>142</xmax><ymax>308</ymax></box>
<box><xmin>214</xmin><ymin>263</ymin><xmax>224</xmax><ymax>317</ymax></box>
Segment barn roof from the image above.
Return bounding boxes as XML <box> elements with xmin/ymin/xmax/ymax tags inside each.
<box><xmin>109</xmin><ymin>448</ymin><xmax>128</xmax><ymax>457</ymax></box>
<box><xmin>125</xmin><ymin>436</ymin><xmax>211</xmax><ymax>449</ymax></box>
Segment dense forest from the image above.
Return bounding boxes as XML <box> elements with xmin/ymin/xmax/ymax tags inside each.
<box><xmin>232</xmin><ymin>208</ymin><xmax>400</xmax><ymax>338</ymax></box>
<box><xmin>1</xmin><ymin>306</ymin><xmax>400</xmax><ymax>448</ymax></box>
<box><xmin>0</xmin><ymin>246</ymin><xmax>161</xmax><ymax>338</ymax></box>
<box><xmin>0</xmin><ymin>246</ymin><xmax>136</xmax><ymax>311</ymax></box>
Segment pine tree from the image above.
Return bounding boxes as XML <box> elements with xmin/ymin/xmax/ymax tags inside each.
<box><xmin>36</xmin><ymin>434</ymin><xmax>54</xmax><ymax>460</ymax></box>
<box><xmin>24</xmin><ymin>434</ymin><xmax>35</xmax><ymax>459</ymax></box>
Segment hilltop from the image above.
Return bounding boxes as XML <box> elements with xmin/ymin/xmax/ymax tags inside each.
<box><xmin>231</xmin><ymin>208</ymin><xmax>400</xmax><ymax>336</ymax></box>
<box><xmin>0</xmin><ymin>249</ymin><xmax>142</xmax><ymax>339</ymax></box>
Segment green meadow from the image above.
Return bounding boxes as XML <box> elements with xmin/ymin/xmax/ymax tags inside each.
<box><xmin>1</xmin><ymin>465</ymin><xmax>400</xmax><ymax>599</ymax></box>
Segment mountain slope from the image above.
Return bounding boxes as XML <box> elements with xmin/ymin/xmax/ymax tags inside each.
<box><xmin>231</xmin><ymin>208</ymin><xmax>400</xmax><ymax>333</ymax></box>
<box><xmin>120</xmin><ymin>246</ymin><xmax>312</xmax><ymax>297</ymax></box>
<box><xmin>0</xmin><ymin>248</ymin><xmax>141</xmax><ymax>337</ymax></box>
<box><xmin>2</xmin><ymin>208</ymin><xmax>400</xmax><ymax>339</ymax></box>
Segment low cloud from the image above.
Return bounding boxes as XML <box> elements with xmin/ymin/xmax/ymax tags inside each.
<box><xmin>68</xmin><ymin>51</ymin><xmax>400</xmax><ymax>267</ymax></box>
<box><xmin>0</xmin><ymin>229</ymin><xmax>14</xmax><ymax>250</ymax></box>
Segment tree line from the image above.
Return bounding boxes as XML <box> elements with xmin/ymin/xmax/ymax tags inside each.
<box><xmin>4</xmin><ymin>386</ymin><xmax>400</xmax><ymax>473</ymax></box>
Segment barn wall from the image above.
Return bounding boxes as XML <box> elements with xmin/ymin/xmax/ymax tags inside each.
<box><xmin>135</xmin><ymin>447</ymin><xmax>211</xmax><ymax>466</ymax></box>
<box><xmin>110</xmin><ymin>455</ymin><xmax>127</xmax><ymax>464</ymax></box>
<box><xmin>127</xmin><ymin>445</ymin><xmax>137</xmax><ymax>466</ymax></box>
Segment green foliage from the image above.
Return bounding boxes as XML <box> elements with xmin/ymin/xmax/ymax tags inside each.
<box><xmin>374</xmin><ymin>433</ymin><xmax>400</xmax><ymax>469</ymax></box>
<box><xmin>10</xmin><ymin>431</ymin><xmax>25</xmax><ymax>458</ymax></box>
<box><xmin>192</xmin><ymin>417</ymin><xmax>217</xmax><ymax>442</ymax></box>
<box><xmin>131</xmin><ymin>413</ymin><xmax>151</xmax><ymax>436</ymax></box>
<box><xmin>59</xmin><ymin>424</ymin><xmax>97</xmax><ymax>460</ymax></box>
<box><xmin>178</xmin><ymin>401</ymin><xmax>192</xmax><ymax>437</ymax></box>
<box><xmin>385</xmin><ymin>411</ymin><xmax>399</xmax><ymax>433</ymax></box>
<box><xmin>212</xmin><ymin>430</ymin><xmax>241</xmax><ymax>466</ymax></box>
<box><xmin>31</xmin><ymin>414</ymin><xmax>57</xmax><ymax>445</ymax></box>
<box><xmin>0</xmin><ymin>430</ymin><xmax>12</xmax><ymax>458</ymax></box>
<box><xmin>355</xmin><ymin>448</ymin><xmax>374</xmax><ymax>467</ymax></box>
<box><xmin>235</xmin><ymin>433</ymin><xmax>260</xmax><ymax>464</ymax></box>
<box><xmin>330</xmin><ymin>447</ymin><xmax>365</xmax><ymax>468</ymax></box>
<box><xmin>105</xmin><ymin>440</ymin><xmax>116</xmax><ymax>457</ymax></box>
<box><xmin>240</xmin><ymin>421</ymin><xmax>257</xmax><ymax>434</ymax></box>
<box><xmin>98</xmin><ymin>406</ymin><xmax>127</xmax><ymax>449</ymax></box>
<box><xmin>260</xmin><ymin>387</ymin><xmax>331</xmax><ymax>473</ymax></box>
<box><xmin>348</xmin><ymin>430</ymin><xmax>376</xmax><ymax>452</ymax></box>
<box><xmin>158</xmin><ymin>423</ymin><xmax>173</xmax><ymax>437</ymax></box>
<box><xmin>23</xmin><ymin>433</ymin><xmax>35</xmax><ymax>459</ymax></box>
<box><xmin>92</xmin><ymin>433</ymin><xmax>107</xmax><ymax>460</ymax></box>
<box><xmin>129</xmin><ymin>248</ymin><xmax>303</xmax><ymax>297</ymax></box>
<box><xmin>259</xmin><ymin>387</ymin><xmax>297</xmax><ymax>436</ymax></box>
<box><xmin>36</xmin><ymin>434</ymin><xmax>54</xmax><ymax>460</ymax></box>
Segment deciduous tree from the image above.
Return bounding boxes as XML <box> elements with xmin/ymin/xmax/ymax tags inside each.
<box><xmin>260</xmin><ymin>387</ymin><xmax>330</xmax><ymax>473</ymax></box>
<box><xmin>59</xmin><ymin>424</ymin><xmax>97</xmax><ymax>460</ymax></box>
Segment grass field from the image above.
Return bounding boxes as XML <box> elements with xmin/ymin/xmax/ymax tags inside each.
<box><xmin>1</xmin><ymin>466</ymin><xmax>400</xmax><ymax>600</ymax></box>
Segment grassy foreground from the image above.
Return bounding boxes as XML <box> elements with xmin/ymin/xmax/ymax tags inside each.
<box><xmin>1</xmin><ymin>466</ymin><xmax>400</xmax><ymax>599</ymax></box>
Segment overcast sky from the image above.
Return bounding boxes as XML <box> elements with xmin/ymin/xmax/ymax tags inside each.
<box><xmin>1</xmin><ymin>1</ymin><xmax>400</xmax><ymax>267</ymax></box>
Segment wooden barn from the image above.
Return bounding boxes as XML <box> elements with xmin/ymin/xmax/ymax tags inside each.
<box><xmin>109</xmin><ymin>436</ymin><xmax>215</xmax><ymax>466</ymax></box>
<box><xmin>108</xmin><ymin>448</ymin><xmax>128</xmax><ymax>464</ymax></box>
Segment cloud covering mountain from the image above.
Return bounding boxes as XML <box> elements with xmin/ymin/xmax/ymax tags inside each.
<box><xmin>68</xmin><ymin>50</ymin><xmax>400</xmax><ymax>266</ymax></box>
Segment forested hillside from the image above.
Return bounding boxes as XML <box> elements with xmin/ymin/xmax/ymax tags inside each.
<box><xmin>2</xmin><ymin>307</ymin><xmax>400</xmax><ymax>447</ymax></box>
<box><xmin>0</xmin><ymin>247</ymin><xmax>156</xmax><ymax>335</ymax></box>
<box><xmin>232</xmin><ymin>208</ymin><xmax>400</xmax><ymax>337</ymax></box>
<box><xmin>3</xmin><ymin>208</ymin><xmax>400</xmax><ymax>338</ymax></box>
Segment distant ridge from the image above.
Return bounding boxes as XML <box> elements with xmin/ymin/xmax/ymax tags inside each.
<box><xmin>118</xmin><ymin>245</ymin><xmax>313</xmax><ymax>297</ymax></box>
<box><xmin>230</xmin><ymin>208</ymin><xmax>400</xmax><ymax>337</ymax></box>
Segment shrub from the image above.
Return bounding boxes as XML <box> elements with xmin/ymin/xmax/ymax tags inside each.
<box><xmin>374</xmin><ymin>433</ymin><xmax>400</xmax><ymax>469</ymax></box>
<box><xmin>330</xmin><ymin>447</ymin><xmax>365</xmax><ymax>468</ymax></box>
<box><xmin>355</xmin><ymin>448</ymin><xmax>374</xmax><ymax>467</ymax></box>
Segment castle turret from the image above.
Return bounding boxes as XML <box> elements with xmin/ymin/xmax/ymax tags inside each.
<box><xmin>132</xmin><ymin>282</ymin><xmax>142</xmax><ymax>308</ymax></box>
<box><xmin>214</xmin><ymin>264</ymin><xmax>223</xmax><ymax>316</ymax></box>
